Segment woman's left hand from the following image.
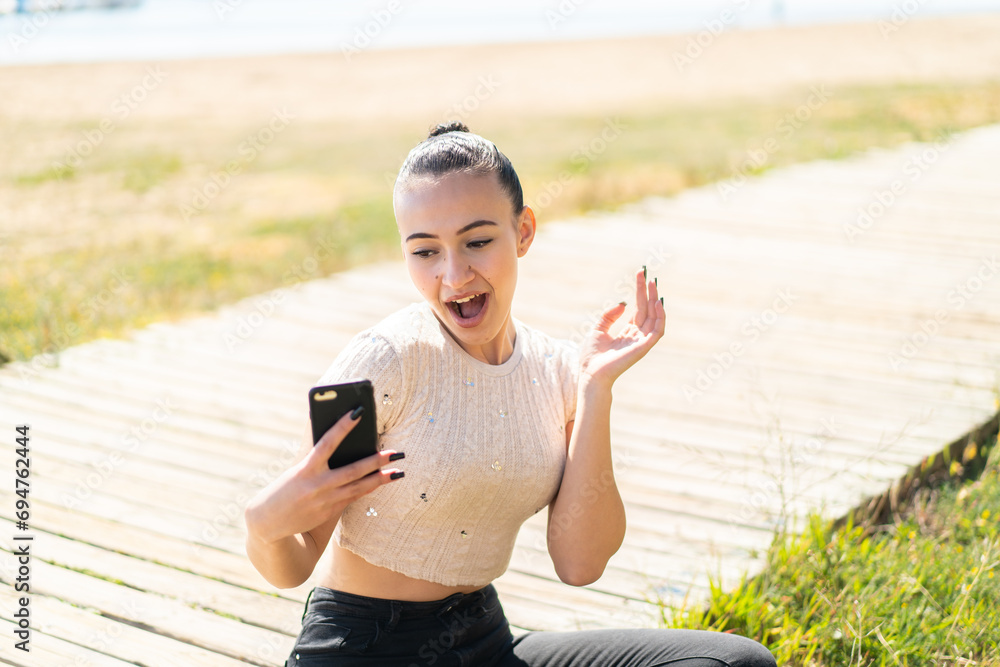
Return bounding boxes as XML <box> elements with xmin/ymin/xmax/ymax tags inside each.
<box><xmin>578</xmin><ymin>268</ymin><xmax>665</xmax><ymax>389</ymax></box>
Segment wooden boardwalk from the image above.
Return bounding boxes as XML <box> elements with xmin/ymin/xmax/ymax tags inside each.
<box><xmin>2</xmin><ymin>124</ymin><xmax>1000</xmax><ymax>664</ymax></box>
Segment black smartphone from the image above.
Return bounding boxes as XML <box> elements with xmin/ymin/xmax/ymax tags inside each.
<box><xmin>308</xmin><ymin>379</ymin><xmax>378</xmax><ymax>469</ymax></box>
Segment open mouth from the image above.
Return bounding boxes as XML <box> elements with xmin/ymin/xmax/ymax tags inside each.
<box><xmin>447</xmin><ymin>292</ymin><xmax>488</xmax><ymax>324</ymax></box>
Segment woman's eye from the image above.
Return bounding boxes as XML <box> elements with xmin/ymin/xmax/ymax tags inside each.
<box><xmin>412</xmin><ymin>249</ymin><xmax>435</xmax><ymax>258</ymax></box>
<box><xmin>468</xmin><ymin>239</ymin><xmax>493</xmax><ymax>249</ymax></box>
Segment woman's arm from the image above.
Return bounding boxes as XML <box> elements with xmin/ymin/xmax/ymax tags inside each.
<box><xmin>546</xmin><ymin>380</ymin><xmax>624</xmax><ymax>586</ymax></box>
<box><xmin>546</xmin><ymin>268</ymin><xmax>665</xmax><ymax>586</ymax></box>
<box><xmin>244</xmin><ymin>410</ymin><xmax>403</xmax><ymax>589</ymax></box>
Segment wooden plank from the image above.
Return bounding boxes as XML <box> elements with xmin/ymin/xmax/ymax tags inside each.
<box><xmin>0</xmin><ymin>589</ymin><xmax>262</xmax><ymax>667</ymax></box>
<box><xmin>0</xmin><ymin>516</ymin><xmax>302</xmax><ymax>638</ymax></box>
<box><xmin>15</xmin><ymin>472</ymin><xmax>248</xmax><ymax>553</ymax></box>
<box><xmin>0</xmin><ymin>488</ymin><xmax>295</xmax><ymax>596</ymax></box>
<box><xmin>0</xmin><ymin>614</ymin><xmax>141</xmax><ymax>667</ymax></box>
<box><xmin>2</xmin><ymin>122</ymin><xmax>999</xmax><ymax>663</ymax></box>
<box><xmin>0</xmin><ymin>549</ymin><xmax>292</xmax><ymax>666</ymax></box>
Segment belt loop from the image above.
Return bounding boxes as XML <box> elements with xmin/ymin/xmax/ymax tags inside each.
<box><xmin>300</xmin><ymin>587</ymin><xmax>315</xmax><ymax>622</ymax></box>
<box><xmin>436</xmin><ymin>591</ymin><xmax>463</xmax><ymax>618</ymax></box>
<box><xmin>386</xmin><ymin>600</ymin><xmax>402</xmax><ymax>633</ymax></box>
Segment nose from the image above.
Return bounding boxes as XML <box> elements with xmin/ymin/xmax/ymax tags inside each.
<box><xmin>441</xmin><ymin>253</ymin><xmax>473</xmax><ymax>289</ymax></box>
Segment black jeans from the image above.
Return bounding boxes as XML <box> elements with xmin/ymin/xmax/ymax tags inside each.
<box><xmin>285</xmin><ymin>585</ymin><xmax>777</xmax><ymax>667</ymax></box>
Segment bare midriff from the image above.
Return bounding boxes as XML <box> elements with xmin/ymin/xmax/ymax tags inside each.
<box><xmin>318</xmin><ymin>540</ymin><xmax>485</xmax><ymax>601</ymax></box>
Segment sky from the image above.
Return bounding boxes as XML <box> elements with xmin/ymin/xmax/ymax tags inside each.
<box><xmin>2</xmin><ymin>0</ymin><xmax>1000</xmax><ymax>65</ymax></box>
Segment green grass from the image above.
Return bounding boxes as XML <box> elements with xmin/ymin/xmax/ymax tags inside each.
<box><xmin>0</xmin><ymin>204</ymin><xmax>401</xmax><ymax>364</ymax></box>
<box><xmin>14</xmin><ymin>162</ymin><xmax>76</xmax><ymax>185</ymax></box>
<box><xmin>659</xmin><ymin>426</ymin><xmax>1000</xmax><ymax>666</ymax></box>
<box><xmin>118</xmin><ymin>151</ymin><xmax>184</xmax><ymax>193</ymax></box>
<box><xmin>3</xmin><ymin>80</ymin><xmax>1000</xmax><ymax>363</ymax></box>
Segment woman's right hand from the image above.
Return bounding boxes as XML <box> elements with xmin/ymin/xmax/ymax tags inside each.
<box><xmin>245</xmin><ymin>408</ymin><xmax>404</xmax><ymax>546</ymax></box>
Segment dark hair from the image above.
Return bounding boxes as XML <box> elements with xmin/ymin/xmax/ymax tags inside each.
<box><xmin>394</xmin><ymin>121</ymin><xmax>524</xmax><ymax>214</ymax></box>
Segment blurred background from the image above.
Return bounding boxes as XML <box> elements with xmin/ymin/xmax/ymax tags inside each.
<box><xmin>2</xmin><ymin>0</ymin><xmax>1000</xmax><ymax>365</ymax></box>
<box><xmin>3</xmin><ymin>0</ymin><xmax>1000</xmax><ymax>64</ymax></box>
<box><xmin>3</xmin><ymin>3</ymin><xmax>1000</xmax><ymax>664</ymax></box>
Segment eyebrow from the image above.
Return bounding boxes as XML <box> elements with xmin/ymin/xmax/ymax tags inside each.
<box><xmin>405</xmin><ymin>220</ymin><xmax>498</xmax><ymax>242</ymax></box>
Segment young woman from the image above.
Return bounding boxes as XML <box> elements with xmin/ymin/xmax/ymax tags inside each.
<box><xmin>245</xmin><ymin>122</ymin><xmax>776</xmax><ymax>667</ymax></box>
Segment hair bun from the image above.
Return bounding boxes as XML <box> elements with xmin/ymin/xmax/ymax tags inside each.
<box><xmin>428</xmin><ymin>121</ymin><xmax>470</xmax><ymax>138</ymax></box>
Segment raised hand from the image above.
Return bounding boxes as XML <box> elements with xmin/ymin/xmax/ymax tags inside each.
<box><xmin>577</xmin><ymin>267</ymin><xmax>666</xmax><ymax>389</ymax></box>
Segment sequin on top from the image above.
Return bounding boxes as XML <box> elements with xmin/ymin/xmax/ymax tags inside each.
<box><xmin>313</xmin><ymin>301</ymin><xmax>580</xmax><ymax>587</ymax></box>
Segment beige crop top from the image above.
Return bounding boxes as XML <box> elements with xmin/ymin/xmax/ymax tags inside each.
<box><xmin>314</xmin><ymin>301</ymin><xmax>579</xmax><ymax>587</ymax></box>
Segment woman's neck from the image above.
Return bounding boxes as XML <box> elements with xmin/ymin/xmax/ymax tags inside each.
<box><xmin>440</xmin><ymin>311</ymin><xmax>517</xmax><ymax>366</ymax></box>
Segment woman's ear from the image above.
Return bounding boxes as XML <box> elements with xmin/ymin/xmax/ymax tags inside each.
<box><xmin>516</xmin><ymin>206</ymin><xmax>537</xmax><ymax>258</ymax></box>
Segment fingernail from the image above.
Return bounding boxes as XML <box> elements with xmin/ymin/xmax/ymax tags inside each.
<box><xmin>654</xmin><ymin>277</ymin><xmax>658</xmax><ymax>287</ymax></box>
<box><xmin>660</xmin><ymin>297</ymin><xmax>664</xmax><ymax>306</ymax></box>
<box><xmin>643</xmin><ymin>265</ymin><xmax>647</xmax><ymax>279</ymax></box>
<box><xmin>390</xmin><ymin>471</ymin><xmax>405</xmax><ymax>480</ymax></box>
<box><xmin>619</xmin><ymin>301</ymin><xmax>626</xmax><ymax>306</ymax></box>
<box><xmin>350</xmin><ymin>405</ymin><xmax>364</xmax><ymax>420</ymax></box>
<box><xmin>389</xmin><ymin>452</ymin><xmax>405</xmax><ymax>462</ymax></box>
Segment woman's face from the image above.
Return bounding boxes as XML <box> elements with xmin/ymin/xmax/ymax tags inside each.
<box><xmin>395</xmin><ymin>171</ymin><xmax>535</xmax><ymax>362</ymax></box>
